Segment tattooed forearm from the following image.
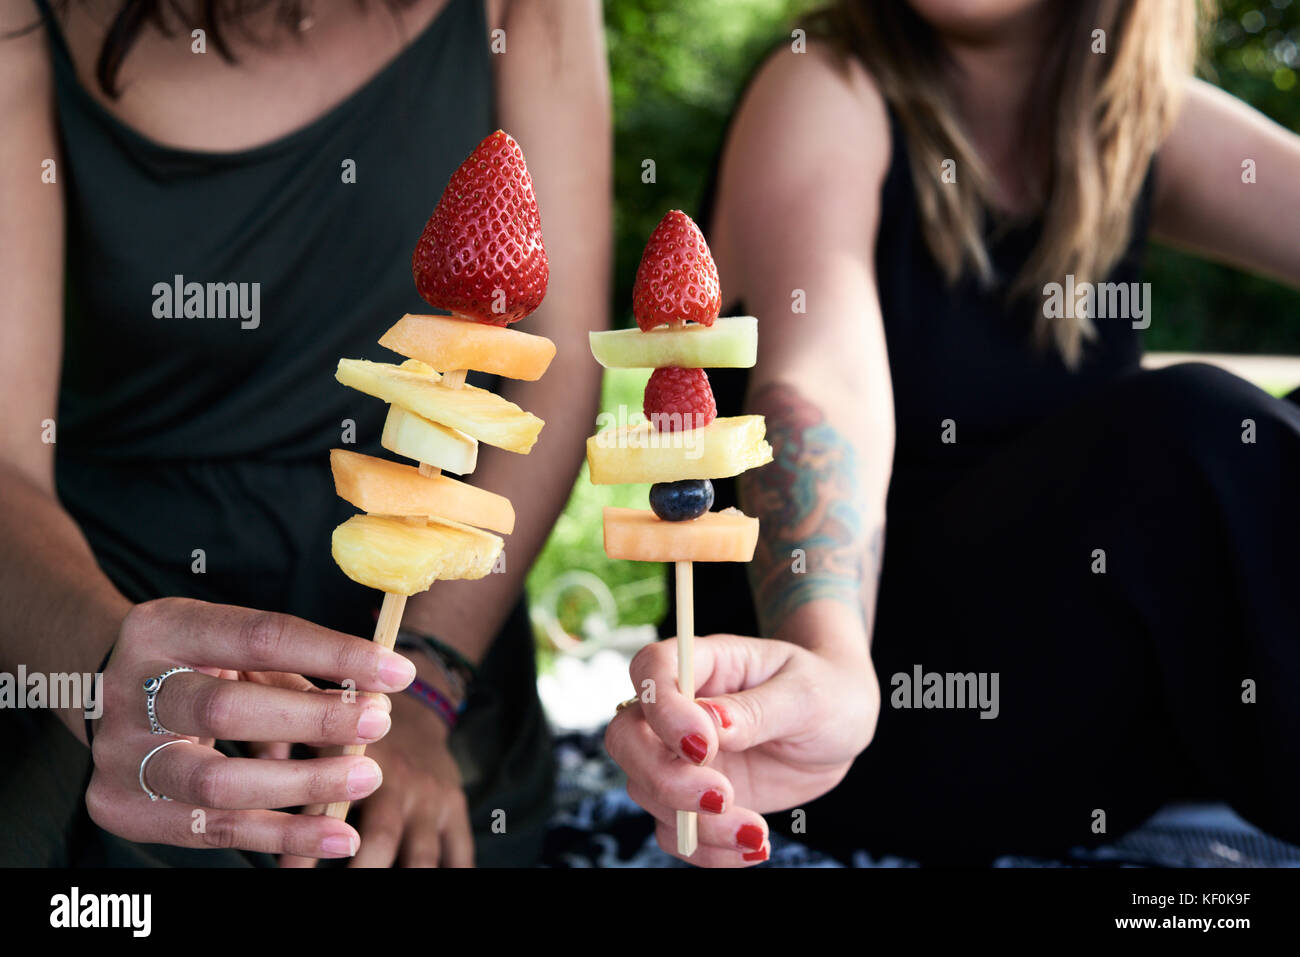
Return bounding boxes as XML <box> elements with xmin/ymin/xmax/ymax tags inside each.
<box><xmin>739</xmin><ymin>382</ymin><xmax>884</xmax><ymax>638</ymax></box>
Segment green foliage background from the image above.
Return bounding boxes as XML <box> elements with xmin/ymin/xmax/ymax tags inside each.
<box><xmin>526</xmin><ymin>0</ymin><xmax>1300</xmax><ymax>649</ymax></box>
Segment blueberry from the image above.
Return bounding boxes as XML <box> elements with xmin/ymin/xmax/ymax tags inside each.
<box><xmin>649</xmin><ymin>479</ymin><xmax>714</xmax><ymax>522</ymax></box>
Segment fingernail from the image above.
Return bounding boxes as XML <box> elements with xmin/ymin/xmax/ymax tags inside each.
<box><xmin>700</xmin><ymin>789</ymin><xmax>725</xmax><ymax>814</ymax></box>
<box><xmin>743</xmin><ymin>844</ymin><xmax>770</xmax><ymax>863</ymax></box>
<box><xmin>346</xmin><ymin>764</ymin><xmax>381</xmax><ymax>797</ymax></box>
<box><xmin>736</xmin><ymin>823</ymin><xmax>765</xmax><ymax>850</ymax></box>
<box><xmin>356</xmin><ymin>708</ymin><xmax>390</xmax><ymax>741</ymax></box>
<box><xmin>680</xmin><ymin>733</ymin><xmax>708</xmax><ymax>764</ymax></box>
<box><xmin>378</xmin><ymin>653</ymin><xmax>416</xmax><ymax>688</ymax></box>
<box><xmin>320</xmin><ymin>834</ymin><xmax>357</xmax><ymax>857</ymax></box>
<box><xmin>698</xmin><ymin>700</ymin><xmax>732</xmax><ymax>729</ymax></box>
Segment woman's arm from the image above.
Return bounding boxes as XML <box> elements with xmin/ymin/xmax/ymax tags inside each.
<box><xmin>0</xmin><ymin>1</ymin><xmax>131</xmax><ymax>743</ymax></box>
<box><xmin>1151</xmin><ymin>76</ymin><xmax>1300</xmax><ymax>288</ymax></box>
<box><xmin>604</xmin><ymin>46</ymin><xmax>895</xmax><ymax>865</ymax></box>
<box><xmin>0</xmin><ymin>6</ymin><xmax>417</xmax><ymax>863</ymax></box>
<box><xmin>714</xmin><ymin>44</ymin><xmax>895</xmax><ymax>665</ymax></box>
<box><xmin>399</xmin><ymin>0</ymin><xmax>611</xmax><ymax>660</ymax></box>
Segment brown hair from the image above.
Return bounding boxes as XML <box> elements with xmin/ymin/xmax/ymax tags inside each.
<box><xmin>809</xmin><ymin>1</ymin><xmax>1206</xmax><ymax>365</ymax></box>
<box><xmin>43</xmin><ymin>1</ymin><xmax>415</xmax><ymax>99</ymax></box>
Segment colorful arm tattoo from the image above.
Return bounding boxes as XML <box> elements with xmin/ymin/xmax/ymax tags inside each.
<box><xmin>739</xmin><ymin>382</ymin><xmax>884</xmax><ymax>638</ymax></box>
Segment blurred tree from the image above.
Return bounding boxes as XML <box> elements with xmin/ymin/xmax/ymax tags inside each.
<box><xmin>1145</xmin><ymin>0</ymin><xmax>1300</xmax><ymax>353</ymax></box>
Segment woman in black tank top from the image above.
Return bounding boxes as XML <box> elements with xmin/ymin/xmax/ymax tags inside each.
<box><xmin>0</xmin><ymin>0</ymin><xmax>609</xmax><ymax>867</ymax></box>
<box><xmin>607</xmin><ymin>2</ymin><xmax>1300</xmax><ymax>865</ymax></box>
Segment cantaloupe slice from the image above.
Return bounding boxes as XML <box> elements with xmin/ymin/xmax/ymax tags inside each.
<box><xmin>589</xmin><ymin>317</ymin><xmax>757</xmax><ymax>369</ymax></box>
<box><xmin>380</xmin><ymin>314</ymin><xmax>556</xmax><ymax>381</ymax></box>
<box><xmin>603</xmin><ymin>507</ymin><xmax>759</xmax><ymax>563</ymax></box>
<box><xmin>330</xmin><ymin>449</ymin><xmax>514</xmax><ymax>534</ymax></box>
<box><xmin>336</xmin><ymin>358</ymin><xmax>543</xmax><ymax>453</ymax></box>
<box><xmin>381</xmin><ymin>405</ymin><xmax>478</xmax><ymax>475</ymax></box>
<box><xmin>331</xmin><ymin>514</ymin><xmax>503</xmax><ymax>595</ymax></box>
<box><xmin>586</xmin><ymin>415</ymin><xmax>772</xmax><ymax>485</ymax></box>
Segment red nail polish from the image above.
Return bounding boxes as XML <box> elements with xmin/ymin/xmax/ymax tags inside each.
<box><xmin>698</xmin><ymin>700</ymin><xmax>732</xmax><ymax>729</ymax></box>
<box><xmin>680</xmin><ymin>733</ymin><xmax>708</xmax><ymax>764</ymax></box>
<box><xmin>700</xmin><ymin>789</ymin><xmax>725</xmax><ymax>814</ymax></box>
<box><xmin>736</xmin><ymin>824</ymin><xmax>765</xmax><ymax>851</ymax></box>
<box><xmin>743</xmin><ymin>844</ymin><xmax>769</xmax><ymax>863</ymax></box>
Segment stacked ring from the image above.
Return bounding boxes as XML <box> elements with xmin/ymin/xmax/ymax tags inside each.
<box><xmin>143</xmin><ymin>667</ymin><xmax>194</xmax><ymax>735</ymax></box>
<box><xmin>138</xmin><ymin>738</ymin><xmax>188</xmax><ymax>801</ymax></box>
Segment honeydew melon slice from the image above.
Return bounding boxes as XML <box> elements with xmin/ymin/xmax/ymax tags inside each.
<box><xmin>589</xmin><ymin>317</ymin><xmax>757</xmax><ymax>369</ymax></box>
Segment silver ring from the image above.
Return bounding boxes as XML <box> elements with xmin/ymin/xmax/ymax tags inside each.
<box><xmin>138</xmin><ymin>738</ymin><xmax>188</xmax><ymax>801</ymax></box>
<box><xmin>143</xmin><ymin>666</ymin><xmax>194</xmax><ymax>734</ymax></box>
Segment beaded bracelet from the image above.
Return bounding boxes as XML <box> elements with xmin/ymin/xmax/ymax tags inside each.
<box><xmin>406</xmin><ymin>675</ymin><xmax>465</xmax><ymax>730</ymax></box>
<box><xmin>395</xmin><ymin>628</ymin><xmax>477</xmax><ymax>692</ymax></box>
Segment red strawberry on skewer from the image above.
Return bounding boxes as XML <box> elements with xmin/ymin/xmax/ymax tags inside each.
<box><xmin>412</xmin><ymin>130</ymin><xmax>549</xmax><ymax>326</ymax></box>
<box><xmin>632</xmin><ymin>209</ymin><xmax>721</xmax><ymax>332</ymax></box>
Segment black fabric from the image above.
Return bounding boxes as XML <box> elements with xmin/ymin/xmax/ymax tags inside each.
<box><xmin>689</xmin><ymin>96</ymin><xmax>1300</xmax><ymax>862</ymax></box>
<box><xmin>799</xmin><ymin>366</ymin><xmax>1300</xmax><ymax>864</ymax></box>
<box><xmin>5</xmin><ymin>0</ymin><xmax>553</xmax><ymax>867</ymax></box>
<box><xmin>693</xmin><ymin>105</ymin><xmax>1154</xmax><ymax>642</ymax></box>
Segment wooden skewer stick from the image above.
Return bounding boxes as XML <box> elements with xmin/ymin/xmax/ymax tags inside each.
<box><xmin>675</xmin><ymin>559</ymin><xmax>699</xmax><ymax>857</ymax></box>
<box><xmin>319</xmin><ymin>368</ymin><xmax>470</xmax><ymax>821</ymax></box>
<box><xmin>418</xmin><ymin>369</ymin><xmax>467</xmax><ymax>480</ymax></box>
<box><xmin>322</xmin><ymin>591</ymin><xmax>407</xmax><ymax>819</ymax></box>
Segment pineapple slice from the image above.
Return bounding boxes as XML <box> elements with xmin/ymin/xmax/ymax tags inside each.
<box><xmin>603</xmin><ymin>507</ymin><xmax>759</xmax><ymax>563</ymax></box>
<box><xmin>382</xmin><ymin>405</ymin><xmax>478</xmax><ymax>475</ymax></box>
<box><xmin>331</xmin><ymin>514</ymin><xmax>502</xmax><ymax>595</ymax></box>
<box><xmin>336</xmin><ymin>358</ymin><xmax>543</xmax><ymax>454</ymax></box>
<box><xmin>380</xmin><ymin>314</ymin><xmax>556</xmax><ymax>381</ymax></box>
<box><xmin>330</xmin><ymin>449</ymin><xmax>514</xmax><ymax>534</ymax></box>
<box><xmin>589</xmin><ymin>317</ymin><xmax>758</xmax><ymax>370</ymax></box>
<box><xmin>586</xmin><ymin>415</ymin><xmax>773</xmax><ymax>485</ymax></box>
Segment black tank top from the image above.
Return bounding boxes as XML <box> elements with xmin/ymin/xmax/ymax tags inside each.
<box><xmin>25</xmin><ymin>0</ymin><xmax>552</xmax><ymax>865</ymax></box>
<box><xmin>691</xmin><ymin>99</ymin><xmax>1154</xmax><ymax>640</ymax></box>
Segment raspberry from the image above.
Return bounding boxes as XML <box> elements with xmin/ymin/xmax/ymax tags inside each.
<box><xmin>643</xmin><ymin>367</ymin><xmax>717</xmax><ymax>432</ymax></box>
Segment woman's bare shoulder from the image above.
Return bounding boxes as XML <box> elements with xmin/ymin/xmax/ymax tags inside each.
<box><xmin>714</xmin><ymin>39</ymin><xmax>891</xmax><ymax>267</ymax></box>
<box><xmin>729</xmin><ymin>39</ymin><xmax>891</xmax><ymax>181</ymax></box>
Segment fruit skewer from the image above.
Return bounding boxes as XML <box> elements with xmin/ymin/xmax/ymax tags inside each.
<box><xmin>321</xmin><ymin>369</ymin><xmax>466</xmax><ymax>822</ymax></box>
<box><xmin>588</xmin><ymin>211</ymin><xmax>771</xmax><ymax>857</ymax></box>
<box><xmin>318</xmin><ymin>130</ymin><xmax>552</xmax><ymax>823</ymax></box>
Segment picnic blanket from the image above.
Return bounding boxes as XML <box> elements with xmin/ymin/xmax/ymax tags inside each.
<box><xmin>540</xmin><ymin>731</ymin><xmax>1300</xmax><ymax>868</ymax></box>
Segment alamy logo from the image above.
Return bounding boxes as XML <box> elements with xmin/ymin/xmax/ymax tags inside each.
<box><xmin>0</xmin><ymin>667</ymin><xmax>102</xmax><ymax>719</ymax></box>
<box><xmin>152</xmin><ymin>274</ymin><xmax>260</xmax><ymax>329</ymax></box>
<box><xmin>1042</xmin><ymin>274</ymin><xmax>1150</xmax><ymax>330</ymax></box>
<box><xmin>890</xmin><ymin>664</ymin><xmax>1000</xmax><ymax>719</ymax></box>
<box><xmin>50</xmin><ymin>887</ymin><xmax>151</xmax><ymax>937</ymax></box>
<box><xmin>593</xmin><ymin>406</ymin><xmax>705</xmax><ymax>458</ymax></box>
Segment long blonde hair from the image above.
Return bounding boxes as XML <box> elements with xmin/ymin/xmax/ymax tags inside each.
<box><xmin>811</xmin><ymin>1</ymin><xmax>1205</xmax><ymax>365</ymax></box>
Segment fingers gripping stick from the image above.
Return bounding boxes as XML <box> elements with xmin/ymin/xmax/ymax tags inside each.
<box><xmin>675</xmin><ymin>560</ymin><xmax>698</xmax><ymax>857</ymax></box>
<box><xmin>322</xmin><ymin>591</ymin><xmax>407</xmax><ymax>820</ymax></box>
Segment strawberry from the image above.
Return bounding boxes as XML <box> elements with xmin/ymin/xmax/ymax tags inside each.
<box><xmin>412</xmin><ymin>130</ymin><xmax>548</xmax><ymax>326</ymax></box>
<box><xmin>643</xmin><ymin>366</ymin><xmax>717</xmax><ymax>432</ymax></box>
<box><xmin>632</xmin><ymin>210</ymin><xmax>721</xmax><ymax>332</ymax></box>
